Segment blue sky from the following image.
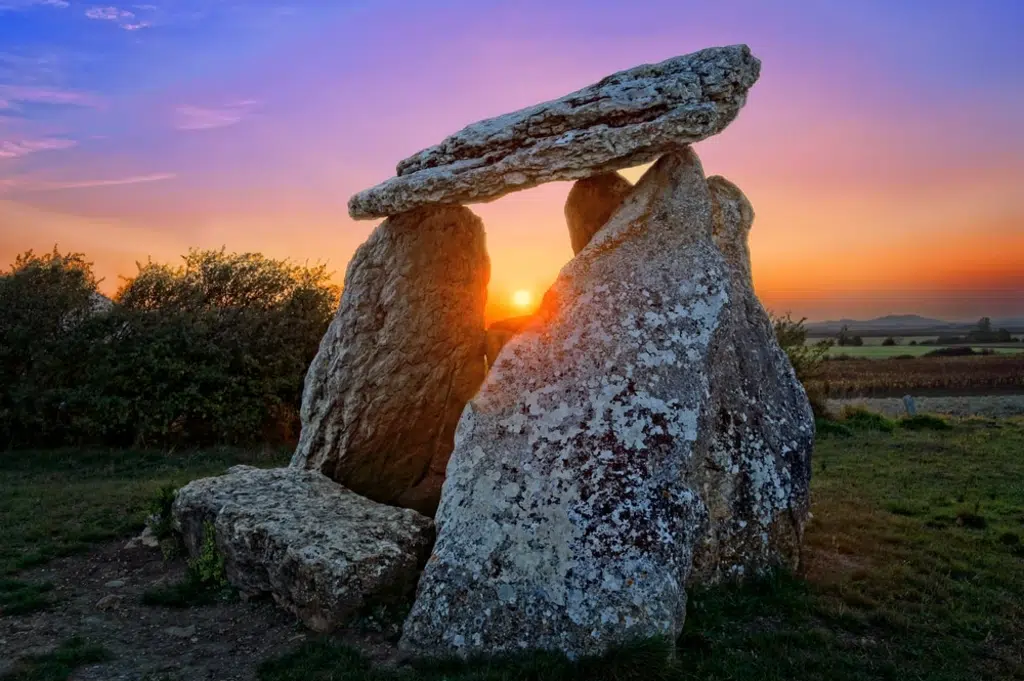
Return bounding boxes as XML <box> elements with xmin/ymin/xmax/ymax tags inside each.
<box><xmin>1</xmin><ymin>0</ymin><xmax>1022</xmax><ymax>320</ymax></box>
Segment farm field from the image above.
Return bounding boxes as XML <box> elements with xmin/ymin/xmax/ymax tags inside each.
<box><xmin>824</xmin><ymin>345</ymin><xmax>1023</xmax><ymax>359</ymax></box>
<box><xmin>2</xmin><ymin>420</ymin><xmax>1023</xmax><ymax>680</ymax></box>
<box><xmin>815</xmin><ymin>354</ymin><xmax>1024</xmax><ymax>398</ymax></box>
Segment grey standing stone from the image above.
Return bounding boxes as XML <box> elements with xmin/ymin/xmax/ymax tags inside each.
<box><xmin>349</xmin><ymin>45</ymin><xmax>760</xmax><ymax>219</ymax></box>
<box><xmin>564</xmin><ymin>172</ymin><xmax>633</xmax><ymax>255</ymax></box>
<box><xmin>400</xmin><ymin>150</ymin><xmax>724</xmax><ymax>660</ymax></box>
<box><xmin>173</xmin><ymin>466</ymin><xmax>434</xmax><ymax>632</ymax></box>
<box><xmin>688</xmin><ymin>176</ymin><xmax>814</xmax><ymax>584</ymax></box>
<box><xmin>292</xmin><ymin>205</ymin><xmax>489</xmax><ymax>516</ymax></box>
<box><xmin>903</xmin><ymin>395</ymin><xmax>917</xmax><ymax>416</ymax></box>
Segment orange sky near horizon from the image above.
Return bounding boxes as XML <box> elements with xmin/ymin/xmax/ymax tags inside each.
<box><xmin>2</xmin><ymin>1</ymin><xmax>1022</xmax><ymax>324</ymax></box>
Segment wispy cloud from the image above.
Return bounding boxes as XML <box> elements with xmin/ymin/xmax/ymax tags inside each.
<box><xmin>85</xmin><ymin>5</ymin><xmax>132</xmax><ymax>20</ymax></box>
<box><xmin>0</xmin><ymin>137</ymin><xmax>77</xmax><ymax>159</ymax></box>
<box><xmin>0</xmin><ymin>85</ymin><xmax>103</xmax><ymax>109</ymax></box>
<box><xmin>174</xmin><ymin>100</ymin><xmax>261</xmax><ymax>131</ymax></box>
<box><xmin>0</xmin><ymin>172</ymin><xmax>177</xmax><ymax>193</ymax></box>
<box><xmin>0</xmin><ymin>0</ymin><xmax>69</xmax><ymax>11</ymax></box>
<box><xmin>85</xmin><ymin>4</ymin><xmax>152</xmax><ymax>29</ymax></box>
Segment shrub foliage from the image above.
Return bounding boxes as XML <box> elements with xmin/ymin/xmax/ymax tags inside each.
<box><xmin>0</xmin><ymin>247</ymin><xmax>338</xmax><ymax>448</ymax></box>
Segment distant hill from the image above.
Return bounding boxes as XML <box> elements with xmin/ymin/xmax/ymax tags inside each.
<box><xmin>807</xmin><ymin>314</ymin><xmax>1024</xmax><ymax>336</ymax></box>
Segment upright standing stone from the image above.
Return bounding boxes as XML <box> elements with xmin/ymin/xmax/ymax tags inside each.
<box><xmin>349</xmin><ymin>45</ymin><xmax>761</xmax><ymax>219</ymax></box>
<box><xmin>688</xmin><ymin>176</ymin><xmax>814</xmax><ymax>584</ymax></box>
<box><xmin>564</xmin><ymin>172</ymin><xmax>633</xmax><ymax>254</ymax></box>
<box><xmin>400</xmin><ymin>150</ymin><xmax>725</xmax><ymax>660</ymax></box>
<box><xmin>292</xmin><ymin>205</ymin><xmax>489</xmax><ymax>516</ymax></box>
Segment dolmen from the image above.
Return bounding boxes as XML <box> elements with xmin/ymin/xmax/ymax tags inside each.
<box><xmin>172</xmin><ymin>43</ymin><xmax>814</xmax><ymax>660</ymax></box>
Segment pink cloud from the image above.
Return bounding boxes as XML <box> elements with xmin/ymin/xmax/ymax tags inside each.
<box><xmin>0</xmin><ymin>85</ymin><xmax>103</xmax><ymax>108</ymax></box>
<box><xmin>174</xmin><ymin>100</ymin><xmax>261</xmax><ymax>131</ymax></box>
<box><xmin>0</xmin><ymin>172</ymin><xmax>177</xmax><ymax>193</ymax></box>
<box><xmin>0</xmin><ymin>137</ymin><xmax>77</xmax><ymax>159</ymax></box>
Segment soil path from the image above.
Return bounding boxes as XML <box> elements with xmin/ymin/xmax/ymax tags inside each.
<box><xmin>0</xmin><ymin>540</ymin><xmax>355</xmax><ymax>680</ymax></box>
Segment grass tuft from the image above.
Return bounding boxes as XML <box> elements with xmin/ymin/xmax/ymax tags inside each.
<box><xmin>0</xmin><ymin>579</ymin><xmax>54</xmax><ymax>617</ymax></box>
<box><xmin>839</xmin><ymin>407</ymin><xmax>896</xmax><ymax>432</ymax></box>
<box><xmin>814</xmin><ymin>418</ymin><xmax>852</xmax><ymax>438</ymax></box>
<box><xmin>1</xmin><ymin>636</ymin><xmax>111</xmax><ymax>681</ymax></box>
<box><xmin>898</xmin><ymin>414</ymin><xmax>952</xmax><ymax>431</ymax></box>
<box><xmin>955</xmin><ymin>510</ymin><xmax>988</xmax><ymax>529</ymax></box>
<box><xmin>258</xmin><ymin>637</ymin><xmax>678</xmax><ymax>681</ymax></box>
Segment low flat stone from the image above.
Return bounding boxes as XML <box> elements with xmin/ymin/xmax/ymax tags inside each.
<box><xmin>349</xmin><ymin>45</ymin><xmax>760</xmax><ymax>219</ymax></box>
<box><xmin>173</xmin><ymin>466</ymin><xmax>435</xmax><ymax>632</ymax></box>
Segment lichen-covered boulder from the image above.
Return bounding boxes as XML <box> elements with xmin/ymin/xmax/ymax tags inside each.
<box><xmin>173</xmin><ymin>466</ymin><xmax>434</xmax><ymax>632</ymax></box>
<box><xmin>292</xmin><ymin>205</ymin><xmax>489</xmax><ymax>516</ymax></box>
<box><xmin>400</xmin><ymin>150</ymin><xmax>814</xmax><ymax>661</ymax></box>
<box><xmin>688</xmin><ymin>176</ymin><xmax>813</xmax><ymax>583</ymax></box>
<box><xmin>564</xmin><ymin>172</ymin><xmax>633</xmax><ymax>254</ymax></box>
<box><xmin>400</xmin><ymin>150</ymin><xmax>723</xmax><ymax>660</ymax></box>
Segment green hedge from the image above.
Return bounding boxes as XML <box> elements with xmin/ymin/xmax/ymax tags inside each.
<box><xmin>0</xmin><ymin>247</ymin><xmax>338</xmax><ymax>448</ymax></box>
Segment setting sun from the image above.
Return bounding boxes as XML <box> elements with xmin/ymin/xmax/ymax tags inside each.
<box><xmin>511</xmin><ymin>289</ymin><xmax>534</xmax><ymax>310</ymax></box>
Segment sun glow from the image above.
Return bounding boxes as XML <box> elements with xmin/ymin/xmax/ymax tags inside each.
<box><xmin>511</xmin><ymin>289</ymin><xmax>533</xmax><ymax>310</ymax></box>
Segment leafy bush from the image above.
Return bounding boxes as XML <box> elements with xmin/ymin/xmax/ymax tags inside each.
<box><xmin>839</xmin><ymin>407</ymin><xmax>896</xmax><ymax>433</ymax></box>
<box><xmin>143</xmin><ymin>520</ymin><xmax>232</xmax><ymax>608</ymax></box>
<box><xmin>771</xmin><ymin>313</ymin><xmax>832</xmax><ymax>417</ymax></box>
<box><xmin>189</xmin><ymin>521</ymin><xmax>227</xmax><ymax>587</ymax></box>
<box><xmin>0</xmin><ymin>248</ymin><xmax>103</xmax><ymax>447</ymax></box>
<box><xmin>0</xmin><ymin>247</ymin><xmax>339</xmax><ymax>449</ymax></box>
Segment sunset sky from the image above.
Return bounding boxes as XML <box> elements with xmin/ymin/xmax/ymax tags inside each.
<box><xmin>1</xmin><ymin>0</ymin><xmax>1022</xmax><ymax>322</ymax></box>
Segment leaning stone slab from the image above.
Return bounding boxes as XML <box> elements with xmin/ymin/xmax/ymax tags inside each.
<box><xmin>349</xmin><ymin>44</ymin><xmax>760</xmax><ymax>219</ymax></box>
<box><xmin>173</xmin><ymin>466</ymin><xmax>434</xmax><ymax>632</ymax></box>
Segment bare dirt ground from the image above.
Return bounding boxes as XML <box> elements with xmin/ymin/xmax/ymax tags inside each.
<box><xmin>828</xmin><ymin>393</ymin><xmax>1024</xmax><ymax>419</ymax></box>
<box><xmin>1</xmin><ymin>540</ymin><xmax>336</xmax><ymax>680</ymax></box>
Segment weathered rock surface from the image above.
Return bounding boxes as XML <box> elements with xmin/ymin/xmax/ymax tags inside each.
<box><xmin>173</xmin><ymin>466</ymin><xmax>434</xmax><ymax>632</ymax></box>
<box><xmin>349</xmin><ymin>45</ymin><xmax>760</xmax><ymax>219</ymax></box>
<box><xmin>400</xmin><ymin>150</ymin><xmax>814</xmax><ymax>660</ymax></box>
<box><xmin>400</xmin><ymin>150</ymin><xmax>720</xmax><ymax>660</ymax></box>
<box><xmin>292</xmin><ymin>205</ymin><xmax>489</xmax><ymax>516</ymax></box>
<box><xmin>564</xmin><ymin>172</ymin><xmax>633</xmax><ymax>254</ymax></box>
<box><xmin>688</xmin><ymin>176</ymin><xmax>813</xmax><ymax>583</ymax></box>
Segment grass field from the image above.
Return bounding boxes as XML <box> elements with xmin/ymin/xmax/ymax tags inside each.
<box><xmin>2</xmin><ymin>420</ymin><xmax>1023</xmax><ymax>680</ymax></box>
<box><xmin>0</xmin><ymin>446</ymin><xmax>289</xmax><ymax>577</ymax></box>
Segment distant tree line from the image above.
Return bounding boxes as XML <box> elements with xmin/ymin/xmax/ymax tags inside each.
<box><xmin>0</xmin><ymin>247</ymin><xmax>339</xmax><ymax>449</ymax></box>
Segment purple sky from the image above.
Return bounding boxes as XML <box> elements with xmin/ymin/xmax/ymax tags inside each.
<box><xmin>2</xmin><ymin>0</ymin><xmax>1022</xmax><ymax>321</ymax></box>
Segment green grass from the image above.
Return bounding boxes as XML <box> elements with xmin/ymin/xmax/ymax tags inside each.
<box><xmin>0</xmin><ymin>578</ymin><xmax>54</xmax><ymax>616</ymax></box>
<box><xmin>3</xmin><ymin>422</ymin><xmax>1023</xmax><ymax>681</ymax></box>
<box><xmin>257</xmin><ymin>637</ymin><xmax>678</xmax><ymax>681</ymax></box>
<box><xmin>0</xmin><ymin>636</ymin><xmax>112</xmax><ymax>681</ymax></box>
<box><xmin>257</xmin><ymin>418</ymin><xmax>1024</xmax><ymax>681</ymax></box>
<box><xmin>0</xmin><ymin>446</ymin><xmax>290</xmax><ymax>576</ymax></box>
